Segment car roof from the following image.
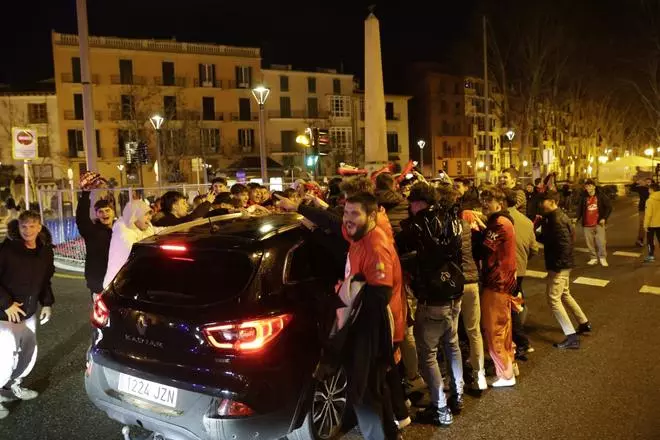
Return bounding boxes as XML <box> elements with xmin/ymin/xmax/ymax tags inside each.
<box><xmin>142</xmin><ymin>213</ymin><xmax>304</xmax><ymax>247</ymax></box>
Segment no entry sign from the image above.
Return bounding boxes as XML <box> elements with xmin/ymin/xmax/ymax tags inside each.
<box><xmin>12</xmin><ymin>128</ymin><xmax>38</xmax><ymax>160</ymax></box>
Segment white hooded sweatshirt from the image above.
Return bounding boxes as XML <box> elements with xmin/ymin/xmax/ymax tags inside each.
<box><xmin>103</xmin><ymin>200</ymin><xmax>164</xmax><ymax>288</ymax></box>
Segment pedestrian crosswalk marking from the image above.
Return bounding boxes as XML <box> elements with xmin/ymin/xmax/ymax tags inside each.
<box><xmin>54</xmin><ymin>273</ymin><xmax>85</xmax><ymax>280</ymax></box>
<box><xmin>525</xmin><ymin>270</ymin><xmax>548</xmax><ymax>279</ymax></box>
<box><xmin>639</xmin><ymin>285</ymin><xmax>660</xmax><ymax>295</ymax></box>
<box><xmin>613</xmin><ymin>251</ymin><xmax>642</xmax><ymax>258</ymax></box>
<box><xmin>573</xmin><ymin>277</ymin><xmax>610</xmax><ymax>287</ymax></box>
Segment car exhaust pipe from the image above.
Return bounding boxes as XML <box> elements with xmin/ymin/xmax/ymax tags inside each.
<box><xmin>122</xmin><ymin>426</ymin><xmax>166</xmax><ymax>440</ymax></box>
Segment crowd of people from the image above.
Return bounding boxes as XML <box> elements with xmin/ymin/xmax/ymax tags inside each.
<box><xmin>2</xmin><ymin>162</ymin><xmax>649</xmax><ymax>439</ymax></box>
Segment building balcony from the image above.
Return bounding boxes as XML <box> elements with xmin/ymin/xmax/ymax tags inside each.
<box><xmin>267</xmin><ymin>110</ymin><xmax>329</xmax><ymax>119</ymax></box>
<box><xmin>193</xmin><ymin>78</ymin><xmax>237</xmax><ymax>89</ymax></box>
<box><xmin>63</xmin><ymin>110</ymin><xmax>103</xmax><ymax>121</ymax></box>
<box><xmin>154</xmin><ymin>76</ymin><xmax>188</xmax><ymax>87</ymax></box>
<box><xmin>201</xmin><ymin>112</ymin><xmax>225</xmax><ymax>122</ymax></box>
<box><xmin>28</xmin><ymin>116</ymin><xmax>49</xmax><ymax>124</ymax></box>
<box><xmin>386</xmin><ymin>113</ymin><xmax>401</xmax><ymax>121</ymax></box>
<box><xmin>110</xmin><ymin>75</ymin><xmax>148</xmax><ymax>86</ymax></box>
<box><xmin>60</xmin><ymin>73</ymin><xmax>101</xmax><ymax>84</ymax></box>
<box><xmin>232</xmin><ymin>144</ymin><xmax>255</xmax><ymax>154</ymax></box>
<box><xmin>229</xmin><ymin>112</ymin><xmax>259</xmax><ymax>122</ymax></box>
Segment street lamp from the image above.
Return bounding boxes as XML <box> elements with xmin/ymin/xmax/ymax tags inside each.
<box><xmin>251</xmin><ymin>86</ymin><xmax>271</xmax><ymax>182</ymax></box>
<box><xmin>505</xmin><ymin>129</ymin><xmax>515</xmax><ymax>168</ymax></box>
<box><xmin>417</xmin><ymin>139</ymin><xmax>426</xmax><ymax>175</ymax></box>
<box><xmin>645</xmin><ymin>148</ymin><xmax>654</xmax><ymax>157</ymax></box>
<box><xmin>522</xmin><ymin>160</ymin><xmax>529</xmax><ymax>167</ymax></box>
<box><xmin>117</xmin><ymin>164</ymin><xmax>125</xmax><ymax>187</ymax></box>
<box><xmin>477</xmin><ymin>160</ymin><xmax>485</xmax><ymax>169</ymax></box>
<box><xmin>67</xmin><ymin>167</ymin><xmax>75</xmax><ymax>209</ymax></box>
<box><xmin>149</xmin><ymin>114</ymin><xmax>165</xmax><ymax>187</ymax></box>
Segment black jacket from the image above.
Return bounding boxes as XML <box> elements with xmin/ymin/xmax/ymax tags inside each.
<box><xmin>397</xmin><ymin>203</ymin><xmax>463</xmax><ymax>302</ymax></box>
<box><xmin>375</xmin><ymin>189</ymin><xmax>408</xmax><ymax>234</ymax></box>
<box><xmin>631</xmin><ymin>183</ymin><xmax>650</xmax><ymax>212</ymax></box>
<box><xmin>539</xmin><ymin>208</ymin><xmax>574</xmax><ymax>271</ymax></box>
<box><xmin>0</xmin><ymin>221</ymin><xmax>55</xmax><ymax>321</ymax></box>
<box><xmin>576</xmin><ymin>189</ymin><xmax>613</xmax><ymax>225</ymax></box>
<box><xmin>76</xmin><ymin>191</ymin><xmax>113</xmax><ymax>293</ymax></box>
<box><xmin>152</xmin><ymin>202</ymin><xmax>212</xmax><ymax>227</ymax></box>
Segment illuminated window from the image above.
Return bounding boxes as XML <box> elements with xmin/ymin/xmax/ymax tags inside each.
<box><xmin>329</xmin><ymin>127</ymin><xmax>352</xmax><ymax>152</ymax></box>
<box><xmin>329</xmin><ymin>95</ymin><xmax>351</xmax><ymax>118</ymax></box>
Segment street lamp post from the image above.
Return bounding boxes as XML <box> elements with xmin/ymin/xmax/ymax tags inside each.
<box><xmin>417</xmin><ymin>139</ymin><xmax>426</xmax><ymax>176</ymax></box>
<box><xmin>251</xmin><ymin>86</ymin><xmax>271</xmax><ymax>183</ymax></box>
<box><xmin>149</xmin><ymin>114</ymin><xmax>165</xmax><ymax>188</ymax></box>
<box><xmin>505</xmin><ymin>129</ymin><xmax>515</xmax><ymax>168</ymax></box>
<box><xmin>117</xmin><ymin>164</ymin><xmax>125</xmax><ymax>187</ymax></box>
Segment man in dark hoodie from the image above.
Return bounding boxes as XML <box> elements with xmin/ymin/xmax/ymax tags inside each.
<box><xmin>0</xmin><ymin>211</ymin><xmax>55</xmax><ymax>418</ymax></box>
<box><xmin>76</xmin><ymin>182</ymin><xmax>115</xmax><ymax>300</ymax></box>
<box><xmin>375</xmin><ymin>173</ymin><xmax>409</xmax><ymax>234</ymax></box>
<box><xmin>152</xmin><ymin>190</ymin><xmax>213</xmax><ymax>227</ymax></box>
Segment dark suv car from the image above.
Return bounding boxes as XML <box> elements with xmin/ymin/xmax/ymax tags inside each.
<box><xmin>85</xmin><ymin>213</ymin><xmax>348</xmax><ymax>440</ymax></box>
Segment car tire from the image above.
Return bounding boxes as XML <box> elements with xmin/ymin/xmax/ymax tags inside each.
<box><xmin>288</xmin><ymin>367</ymin><xmax>348</xmax><ymax>440</ymax></box>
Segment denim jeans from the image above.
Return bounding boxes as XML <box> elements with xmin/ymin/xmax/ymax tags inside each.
<box><xmin>414</xmin><ymin>300</ymin><xmax>463</xmax><ymax>408</ymax></box>
<box><xmin>459</xmin><ymin>283</ymin><xmax>484</xmax><ymax>374</ymax></box>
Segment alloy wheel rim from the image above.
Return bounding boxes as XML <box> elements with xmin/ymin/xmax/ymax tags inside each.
<box><xmin>311</xmin><ymin>369</ymin><xmax>347</xmax><ymax>439</ymax></box>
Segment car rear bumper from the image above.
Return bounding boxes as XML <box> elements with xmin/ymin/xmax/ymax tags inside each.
<box><xmin>85</xmin><ymin>361</ymin><xmax>300</xmax><ymax>440</ymax></box>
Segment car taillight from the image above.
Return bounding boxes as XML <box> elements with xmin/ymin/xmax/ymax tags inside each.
<box><xmin>202</xmin><ymin>313</ymin><xmax>292</xmax><ymax>353</ymax></box>
<box><xmin>160</xmin><ymin>244</ymin><xmax>187</xmax><ymax>252</ymax></box>
<box><xmin>217</xmin><ymin>399</ymin><xmax>254</xmax><ymax>417</ymax></box>
<box><xmin>91</xmin><ymin>294</ymin><xmax>109</xmax><ymax>328</ymax></box>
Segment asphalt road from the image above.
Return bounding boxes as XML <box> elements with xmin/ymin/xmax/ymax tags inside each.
<box><xmin>2</xmin><ymin>196</ymin><xmax>660</xmax><ymax>440</ymax></box>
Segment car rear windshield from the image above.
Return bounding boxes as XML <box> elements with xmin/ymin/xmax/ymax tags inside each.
<box><xmin>112</xmin><ymin>249</ymin><xmax>255</xmax><ymax>306</ymax></box>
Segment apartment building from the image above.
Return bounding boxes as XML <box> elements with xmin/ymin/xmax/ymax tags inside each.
<box><xmin>52</xmin><ymin>31</ymin><xmax>262</xmax><ymax>186</ymax></box>
<box><xmin>0</xmin><ymin>91</ymin><xmax>63</xmax><ymax>187</ymax></box>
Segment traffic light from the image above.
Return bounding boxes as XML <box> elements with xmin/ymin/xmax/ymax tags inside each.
<box><xmin>306</xmin><ymin>155</ymin><xmax>319</xmax><ymax>168</ymax></box>
<box><xmin>317</xmin><ymin>129</ymin><xmax>330</xmax><ymax>147</ymax></box>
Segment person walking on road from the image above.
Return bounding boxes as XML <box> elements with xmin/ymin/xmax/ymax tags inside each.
<box><xmin>538</xmin><ymin>191</ymin><xmax>591</xmax><ymax>349</ymax></box>
<box><xmin>476</xmin><ymin>187</ymin><xmax>519</xmax><ymax>388</ymax></box>
<box><xmin>76</xmin><ymin>172</ymin><xmax>114</xmax><ymax>300</ymax></box>
<box><xmin>632</xmin><ymin>178</ymin><xmax>653</xmax><ymax>247</ymax></box>
<box><xmin>643</xmin><ymin>183</ymin><xmax>660</xmax><ymax>262</ymax></box>
<box><xmin>576</xmin><ymin>179</ymin><xmax>612</xmax><ymax>267</ymax></box>
<box><xmin>505</xmin><ymin>190</ymin><xmax>539</xmax><ymax>358</ymax></box>
<box><xmin>0</xmin><ymin>211</ymin><xmax>55</xmax><ymax>419</ymax></box>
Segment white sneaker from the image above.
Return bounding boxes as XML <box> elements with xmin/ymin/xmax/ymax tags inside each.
<box><xmin>10</xmin><ymin>384</ymin><xmax>38</xmax><ymax>400</ymax></box>
<box><xmin>600</xmin><ymin>258</ymin><xmax>609</xmax><ymax>267</ymax></box>
<box><xmin>587</xmin><ymin>258</ymin><xmax>599</xmax><ymax>265</ymax></box>
<box><xmin>513</xmin><ymin>363</ymin><xmax>520</xmax><ymax>377</ymax></box>
<box><xmin>474</xmin><ymin>370</ymin><xmax>488</xmax><ymax>390</ymax></box>
<box><xmin>395</xmin><ymin>416</ymin><xmax>412</xmax><ymax>430</ymax></box>
<box><xmin>490</xmin><ymin>377</ymin><xmax>516</xmax><ymax>388</ymax></box>
<box><xmin>0</xmin><ymin>403</ymin><xmax>8</xmax><ymax>419</ymax></box>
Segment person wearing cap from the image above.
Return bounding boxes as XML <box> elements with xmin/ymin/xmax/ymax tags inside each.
<box><xmin>576</xmin><ymin>179</ymin><xmax>612</xmax><ymax>267</ymax></box>
<box><xmin>538</xmin><ymin>190</ymin><xmax>591</xmax><ymax>349</ymax></box>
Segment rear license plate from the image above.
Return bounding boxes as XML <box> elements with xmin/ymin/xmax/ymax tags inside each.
<box><xmin>117</xmin><ymin>373</ymin><xmax>178</xmax><ymax>408</ymax></box>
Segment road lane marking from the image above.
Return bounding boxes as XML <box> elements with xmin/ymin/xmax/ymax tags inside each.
<box><xmin>613</xmin><ymin>251</ymin><xmax>642</xmax><ymax>258</ymax></box>
<box><xmin>525</xmin><ymin>270</ymin><xmax>548</xmax><ymax>279</ymax></box>
<box><xmin>54</xmin><ymin>273</ymin><xmax>85</xmax><ymax>280</ymax></box>
<box><xmin>639</xmin><ymin>285</ymin><xmax>660</xmax><ymax>295</ymax></box>
<box><xmin>573</xmin><ymin>277</ymin><xmax>610</xmax><ymax>287</ymax></box>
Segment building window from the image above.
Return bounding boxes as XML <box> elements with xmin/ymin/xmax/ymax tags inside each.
<box><xmin>164</xmin><ymin>96</ymin><xmax>177</xmax><ymax>120</ymax></box>
<box><xmin>456</xmin><ymin>160</ymin><xmax>463</xmax><ymax>175</ymax></box>
<box><xmin>199</xmin><ymin>63</ymin><xmax>216</xmax><ymax>87</ymax></box>
<box><xmin>202</xmin><ymin>97</ymin><xmax>215</xmax><ymax>120</ymax></box>
<box><xmin>385</xmin><ymin>102</ymin><xmax>395</xmax><ymax>120</ymax></box>
<box><xmin>442</xmin><ymin>120</ymin><xmax>450</xmax><ymax>135</ymax></box>
<box><xmin>74</xmin><ymin>94</ymin><xmax>83</xmax><ymax>120</ymax></box>
<box><xmin>28</xmin><ymin>103</ymin><xmax>48</xmax><ymax>123</ymax></box>
<box><xmin>162</xmin><ymin>61</ymin><xmax>175</xmax><ymax>86</ymax></box>
<box><xmin>238</xmin><ymin>128</ymin><xmax>255</xmax><ymax>152</ymax></box>
<box><xmin>201</xmin><ymin>128</ymin><xmax>220</xmax><ymax>154</ymax></box>
<box><xmin>238</xmin><ymin>98</ymin><xmax>251</xmax><ymax>121</ymax></box>
<box><xmin>121</xmin><ymin>95</ymin><xmax>134</xmax><ymax>120</ymax></box>
<box><xmin>442</xmin><ymin>160</ymin><xmax>449</xmax><ymax>170</ymax></box>
<box><xmin>387</xmin><ymin>132</ymin><xmax>399</xmax><ymax>154</ymax></box>
<box><xmin>280</xmin><ymin>97</ymin><xmax>291</xmax><ymax>118</ymax></box>
<box><xmin>307</xmin><ymin>97</ymin><xmax>318</xmax><ymax>118</ymax></box>
<box><xmin>119</xmin><ymin>59</ymin><xmax>133</xmax><ymax>84</ymax></box>
<box><xmin>454</xmin><ymin>102</ymin><xmax>461</xmax><ymax>115</ymax></box>
<box><xmin>37</xmin><ymin>136</ymin><xmax>50</xmax><ymax>157</ymax></box>
<box><xmin>67</xmin><ymin>129</ymin><xmax>84</xmax><ymax>157</ymax></box>
<box><xmin>235</xmin><ymin>66</ymin><xmax>252</xmax><ymax>89</ymax></box>
<box><xmin>281</xmin><ymin>130</ymin><xmax>295</xmax><ymax>153</ymax></box>
<box><xmin>71</xmin><ymin>57</ymin><xmax>81</xmax><ymax>83</ymax></box>
<box><xmin>33</xmin><ymin>164</ymin><xmax>54</xmax><ymax>180</ymax></box>
<box><xmin>330</xmin><ymin>95</ymin><xmax>351</xmax><ymax>118</ymax></box>
<box><xmin>440</xmin><ymin>100</ymin><xmax>448</xmax><ymax>114</ymax></box>
<box><xmin>329</xmin><ymin>127</ymin><xmax>352</xmax><ymax>152</ymax></box>
<box><xmin>308</xmin><ymin>77</ymin><xmax>316</xmax><ymax>93</ymax></box>
<box><xmin>477</xmin><ymin>117</ymin><xmax>485</xmax><ymax>132</ymax></box>
<box><xmin>333</xmin><ymin>78</ymin><xmax>341</xmax><ymax>94</ymax></box>
<box><xmin>280</xmin><ymin>75</ymin><xmax>289</xmax><ymax>92</ymax></box>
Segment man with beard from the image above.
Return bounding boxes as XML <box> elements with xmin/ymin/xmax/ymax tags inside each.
<box><xmin>477</xmin><ymin>187</ymin><xmax>519</xmax><ymax>387</ymax></box>
<box><xmin>76</xmin><ymin>172</ymin><xmax>114</xmax><ymax>300</ymax></box>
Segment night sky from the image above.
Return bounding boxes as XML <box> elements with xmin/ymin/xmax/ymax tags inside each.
<box><xmin>0</xmin><ymin>0</ymin><xmax>477</xmax><ymax>91</ymax></box>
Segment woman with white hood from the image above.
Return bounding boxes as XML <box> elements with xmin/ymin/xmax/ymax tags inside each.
<box><xmin>103</xmin><ymin>199</ymin><xmax>164</xmax><ymax>288</ymax></box>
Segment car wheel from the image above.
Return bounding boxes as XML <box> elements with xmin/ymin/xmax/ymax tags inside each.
<box><xmin>289</xmin><ymin>367</ymin><xmax>348</xmax><ymax>440</ymax></box>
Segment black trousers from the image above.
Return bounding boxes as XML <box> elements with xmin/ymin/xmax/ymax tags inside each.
<box><xmin>512</xmin><ymin>277</ymin><xmax>530</xmax><ymax>350</ymax></box>
<box><xmin>647</xmin><ymin>228</ymin><xmax>660</xmax><ymax>256</ymax></box>
<box><xmin>387</xmin><ymin>343</ymin><xmax>409</xmax><ymax>422</ymax></box>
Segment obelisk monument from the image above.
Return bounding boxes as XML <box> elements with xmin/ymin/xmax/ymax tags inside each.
<box><xmin>363</xmin><ymin>8</ymin><xmax>388</xmax><ymax>171</ymax></box>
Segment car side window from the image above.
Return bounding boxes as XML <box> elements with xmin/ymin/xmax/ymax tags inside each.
<box><xmin>284</xmin><ymin>241</ymin><xmax>314</xmax><ymax>284</ymax></box>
